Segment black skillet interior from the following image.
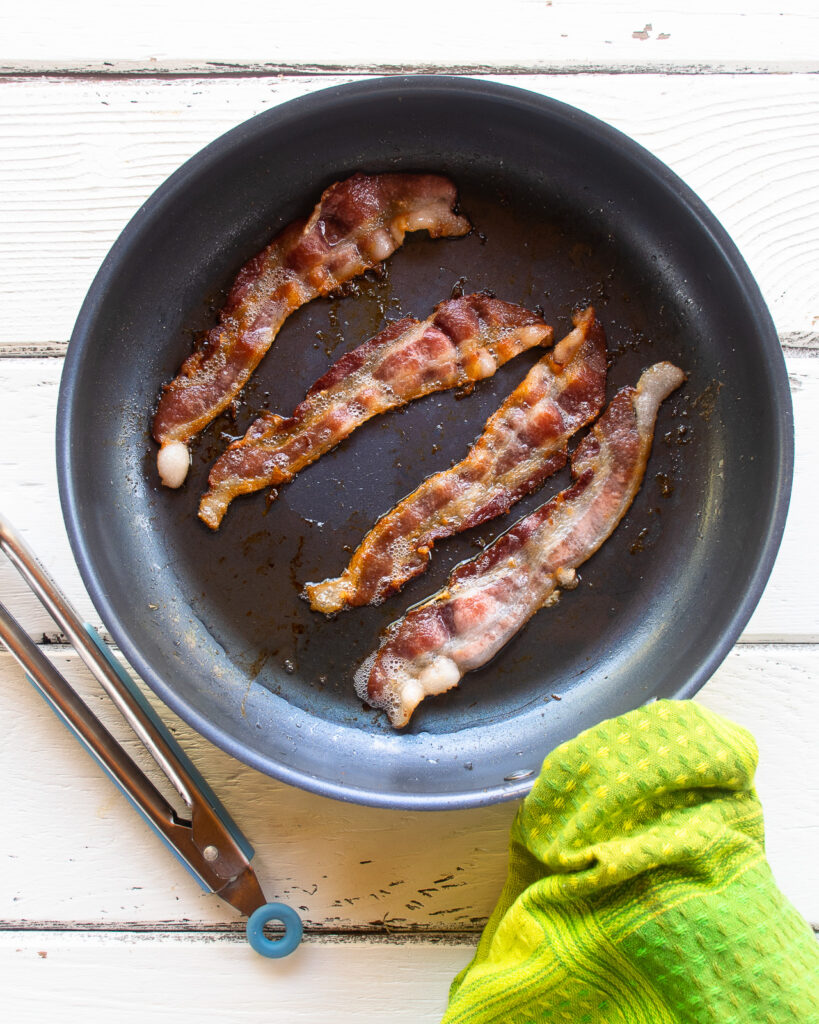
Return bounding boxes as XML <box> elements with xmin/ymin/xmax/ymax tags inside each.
<box><xmin>58</xmin><ymin>77</ymin><xmax>792</xmax><ymax>808</ymax></box>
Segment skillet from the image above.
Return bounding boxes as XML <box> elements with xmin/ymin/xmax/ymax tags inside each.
<box><xmin>57</xmin><ymin>77</ymin><xmax>793</xmax><ymax>809</ymax></box>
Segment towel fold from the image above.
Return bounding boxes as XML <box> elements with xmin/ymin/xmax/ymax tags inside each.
<box><xmin>442</xmin><ymin>700</ymin><xmax>819</xmax><ymax>1023</ymax></box>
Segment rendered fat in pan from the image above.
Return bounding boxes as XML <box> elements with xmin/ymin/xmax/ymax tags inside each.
<box><xmin>57</xmin><ymin>77</ymin><xmax>793</xmax><ymax>810</ymax></box>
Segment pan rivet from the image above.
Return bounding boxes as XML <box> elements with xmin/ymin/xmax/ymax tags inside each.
<box><xmin>203</xmin><ymin>845</ymin><xmax>219</xmax><ymax>862</ymax></box>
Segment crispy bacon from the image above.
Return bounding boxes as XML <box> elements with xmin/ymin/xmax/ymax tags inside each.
<box><xmin>356</xmin><ymin>362</ymin><xmax>686</xmax><ymax>728</ymax></box>
<box><xmin>152</xmin><ymin>172</ymin><xmax>471</xmax><ymax>486</ymax></box>
<box><xmin>305</xmin><ymin>306</ymin><xmax>607</xmax><ymax>614</ymax></box>
<box><xmin>198</xmin><ymin>295</ymin><xmax>553</xmax><ymax>528</ymax></box>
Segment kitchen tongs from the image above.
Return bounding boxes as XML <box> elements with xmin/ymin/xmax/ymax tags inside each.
<box><xmin>0</xmin><ymin>514</ymin><xmax>301</xmax><ymax>958</ymax></box>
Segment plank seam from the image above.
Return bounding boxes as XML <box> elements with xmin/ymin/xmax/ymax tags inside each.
<box><xmin>1</xmin><ymin>923</ymin><xmax>815</xmax><ymax>942</ymax></box>
<box><xmin>0</xmin><ymin>922</ymin><xmax>483</xmax><ymax>943</ymax></box>
<box><xmin>0</xmin><ymin>344</ymin><xmax>69</xmax><ymax>359</ymax></box>
<box><xmin>1</xmin><ymin>65</ymin><xmax>819</xmax><ymax>80</ymax></box>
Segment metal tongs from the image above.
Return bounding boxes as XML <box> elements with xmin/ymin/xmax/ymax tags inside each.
<box><xmin>0</xmin><ymin>514</ymin><xmax>302</xmax><ymax>958</ymax></box>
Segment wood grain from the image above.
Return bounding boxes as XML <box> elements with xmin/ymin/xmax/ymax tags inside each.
<box><xmin>1</xmin><ymin>1</ymin><xmax>818</xmax><ymax>74</ymax></box>
<box><xmin>0</xmin><ymin>14</ymin><xmax>814</xmax><ymax>1007</ymax></box>
<box><xmin>1</xmin><ymin>930</ymin><xmax>473</xmax><ymax>1023</ymax></box>
<box><xmin>2</xmin><ymin>644</ymin><xmax>817</xmax><ymax>930</ymax></box>
<box><xmin>1</xmin><ymin>12</ymin><xmax>818</xmax><ymax>1005</ymax></box>
<box><xmin>0</xmin><ymin>75</ymin><xmax>817</xmax><ymax>351</ymax></box>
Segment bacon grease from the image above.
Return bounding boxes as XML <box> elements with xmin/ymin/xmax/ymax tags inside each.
<box><xmin>305</xmin><ymin>306</ymin><xmax>607</xmax><ymax>613</ymax></box>
<box><xmin>356</xmin><ymin>361</ymin><xmax>686</xmax><ymax>728</ymax></box>
<box><xmin>198</xmin><ymin>294</ymin><xmax>552</xmax><ymax>528</ymax></box>
<box><xmin>152</xmin><ymin>173</ymin><xmax>471</xmax><ymax>484</ymax></box>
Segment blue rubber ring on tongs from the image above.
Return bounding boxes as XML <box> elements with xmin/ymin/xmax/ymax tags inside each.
<box><xmin>246</xmin><ymin>903</ymin><xmax>303</xmax><ymax>958</ymax></box>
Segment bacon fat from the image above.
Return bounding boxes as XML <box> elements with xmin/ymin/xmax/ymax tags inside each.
<box><xmin>305</xmin><ymin>306</ymin><xmax>607</xmax><ymax>614</ymax></box>
<box><xmin>152</xmin><ymin>173</ymin><xmax>471</xmax><ymax>485</ymax></box>
<box><xmin>198</xmin><ymin>294</ymin><xmax>553</xmax><ymax>528</ymax></box>
<box><xmin>356</xmin><ymin>361</ymin><xmax>686</xmax><ymax>728</ymax></box>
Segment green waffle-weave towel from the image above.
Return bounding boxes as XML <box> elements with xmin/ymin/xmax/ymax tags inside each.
<box><xmin>442</xmin><ymin>700</ymin><xmax>819</xmax><ymax>1023</ymax></box>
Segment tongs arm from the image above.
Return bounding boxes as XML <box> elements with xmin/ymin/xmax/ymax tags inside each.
<box><xmin>0</xmin><ymin>602</ymin><xmax>179</xmax><ymax>835</ymax></box>
<box><xmin>0</xmin><ymin>514</ymin><xmax>194</xmax><ymax>806</ymax></box>
<box><xmin>0</xmin><ymin>514</ymin><xmax>261</xmax><ymax>911</ymax></box>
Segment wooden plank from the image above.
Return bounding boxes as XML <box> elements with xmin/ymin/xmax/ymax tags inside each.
<box><xmin>3</xmin><ymin>355</ymin><xmax>813</xmax><ymax>641</ymax></box>
<box><xmin>1</xmin><ymin>928</ymin><xmax>816</xmax><ymax>1024</ymax></box>
<box><xmin>2</xmin><ymin>644</ymin><xmax>817</xmax><ymax>930</ymax></box>
<box><xmin>0</xmin><ymin>75</ymin><xmax>818</xmax><ymax>350</ymax></box>
<box><xmin>1</xmin><ymin>16</ymin><xmax>815</xmax><ymax>1006</ymax></box>
<box><xmin>1</xmin><ymin>1</ymin><xmax>818</xmax><ymax>74</ymax></box>
<box><xmin>0</xmin><ymin>931</ymin><xmax>473</xmax><ymax>1023</ymax></box>
<box><xmin>743</xmin><ymin>359</ymin><xmax>819</xmax><ymax>641</ymax></box>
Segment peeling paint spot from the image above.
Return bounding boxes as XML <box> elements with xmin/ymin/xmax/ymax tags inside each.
<box><xmin>633</xmin><ymin>23</ymin><xmax>652</xmax><ymax>40</ymax></box>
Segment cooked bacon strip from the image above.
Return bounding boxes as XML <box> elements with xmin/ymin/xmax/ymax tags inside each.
<box><xmin>198</xmin><ymin>295</ymin><xmax>553</xmax><ymax>528</ymax></box>
<box><xmin>356</xmin><ymin>362</ymin><xmax>686</xmax><ymax>728</ymax></box>
<box><xmin>153</xmin><ymin>172</ymin><xmax>471</xmax><ymax>486</ymax></box>
<box><xmin>305</xmin><ymin>307</ymin><xmax>607</xmax><ymax>614</ymax></box>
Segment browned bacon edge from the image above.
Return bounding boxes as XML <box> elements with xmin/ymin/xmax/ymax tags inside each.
<box><xmin>304</xmin><ymin>306</ymin><xmax>607</xmax><ymax>614</ymax></box>
<box><xmin>152</xmin><ymin>172</ymin><xmax>471</xmax><ymax>488</ymax></box>
<box><xmin>197</xmin><ymin>294</ymin><xmax>553</xmax><ymax>529</ymax></box>
<box><xmin>355</xmin><ymin>361</ymin><xmax>686</xmax><ymax>728</ymax></box>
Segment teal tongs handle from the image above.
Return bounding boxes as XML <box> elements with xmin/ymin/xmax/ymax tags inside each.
<box><xmin>246</xmin><ymin>904</ymin><xmax>304</xmax><ymax>958</ymax></box>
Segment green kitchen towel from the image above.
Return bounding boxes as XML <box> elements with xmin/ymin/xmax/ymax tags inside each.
<box><xmin>442</xmin><ymin>700</ymin><xmax>819</xmax><ymax>1023</ymax></box>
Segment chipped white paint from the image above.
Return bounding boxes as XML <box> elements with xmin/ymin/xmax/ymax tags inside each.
<box><xmin>1</xmin><ymin>0</ymin><xmax>818</xmax><ymax>73</ymax></box>
<box><xmin>1</xmin><ymin>5</ymin><xmax>818</xmax><ymax>1017</ymax></box>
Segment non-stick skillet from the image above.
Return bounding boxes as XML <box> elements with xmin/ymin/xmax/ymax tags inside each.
<box><xmin>57</xmin><ymin>76</ymin><xmax>793</xmax><ymax>809</ymax></box>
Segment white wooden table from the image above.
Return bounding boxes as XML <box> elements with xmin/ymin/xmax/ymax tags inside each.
<box><xmin>1</xmin><ymin>4</ymin><xmax>817</xmax><ymax>1019</ymax></box>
